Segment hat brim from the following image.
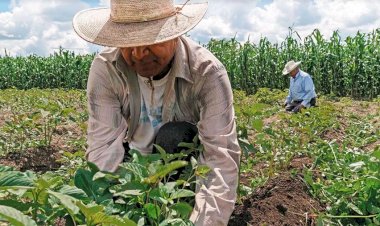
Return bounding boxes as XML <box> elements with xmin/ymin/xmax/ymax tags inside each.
<box><xmin>282</xmin><ymin>61</ymin><xmax>301</xmax><ymax>75</ymax></box>
<box><xmin>73</xmin><ymin>3</ymin><xmax>208</xmax><ymax>47</ymax></box>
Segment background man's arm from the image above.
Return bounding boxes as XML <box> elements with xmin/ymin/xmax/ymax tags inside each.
<box><xmin>301</xmin><ymin>76</ymin><xmax>316</xmax><ymax>107</ymax></box>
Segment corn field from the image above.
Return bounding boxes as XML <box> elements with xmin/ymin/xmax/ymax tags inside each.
<box><xmin>0</xmin><ymin>29</ymin><xmax>379</xmax><ymax>99</ymax></box>
<box><xmin>0</xmin><ymin>48</ymin><xmax>94</xmax><ymax>89</ymax></box>
<box><xmin>207</xmin><ymin>28</ymin><xmax>380</xmax><ymax>98</ymax></box>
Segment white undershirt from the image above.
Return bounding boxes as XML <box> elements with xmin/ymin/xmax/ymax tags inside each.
<box><xmin>128</xmin><ymin>73</ymin><xmax>169</xmax><ymax>155</ymax></box>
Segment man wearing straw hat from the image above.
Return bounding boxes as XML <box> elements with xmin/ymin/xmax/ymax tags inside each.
<box><xmin>73</xmin><ymin>0</ymin><xmax>240</xmax><ymax>225</ymax></box>
<box><xmin>282</xmin><ymin>60</ymin><xmax>317</xmax><ymax>113</ymax></box>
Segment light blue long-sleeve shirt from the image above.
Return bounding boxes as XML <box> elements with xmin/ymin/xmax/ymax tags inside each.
<box><xmin>285</xmin><ymin>70</ymin><xmax>317</xmax><ymax>107</ymax></box>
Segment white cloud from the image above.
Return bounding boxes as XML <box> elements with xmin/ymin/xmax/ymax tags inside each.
<box><xmin>98</xmin><ymin>0</ymin><xmax>109</xmax><ymax>7</ymax></box>
<box><xmin>0</xmin><ymin>0</ymin><xmax>98</xmax><ymax>56</ymax></box>
<box><xmin>0</xmin><ymin>0</ymin><xmax>379</xmax><ymax>56</ymax></box>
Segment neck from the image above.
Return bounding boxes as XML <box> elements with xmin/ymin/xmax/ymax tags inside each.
<box><xmin>153</xmin><ymin>58</ymin><xmax>174</xmax><ymax>80</ymax></box>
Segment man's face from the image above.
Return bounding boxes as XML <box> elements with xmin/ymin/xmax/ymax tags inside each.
<box><xmin>289</xmin><ymin>68</ymin><xmax>298</xmax><ymax>78</ymax></box>
<box><xmin>120</xmin><ymin>38</ymin><xmax>178</xmax><ymax>78</ymax></box>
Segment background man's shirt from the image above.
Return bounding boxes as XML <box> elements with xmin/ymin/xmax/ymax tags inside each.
<box><xmin>285</xmin><ymin>70</ymin><xmax>317</xmax><ymax>107</ymax></box>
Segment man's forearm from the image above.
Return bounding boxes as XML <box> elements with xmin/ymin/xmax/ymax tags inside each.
<box><xmin>86</xmin><ymin>117</ymin><xmax>127</xmax><ymax>172</ymax></box>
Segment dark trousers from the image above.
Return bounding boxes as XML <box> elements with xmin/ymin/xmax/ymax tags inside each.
<box><xmin>285</xmin><ymin>97</ymin><xmax>317</xmax><ymax>113</ymax></box>
<box><xmin>123</xmin><ymin>121</ymin><xmax>198</xmax><ymax>161</ymax></box>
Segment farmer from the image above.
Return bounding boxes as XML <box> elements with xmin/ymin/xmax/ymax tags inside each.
<box><xmin>282</xmin><ymin>60</ymin><xmax>317</xmax><ymax>113</ymax></box>
<box><xmin>72</xmin><ymin>0</ymin><xmax>240</xmax><ymax>225</ymax></box>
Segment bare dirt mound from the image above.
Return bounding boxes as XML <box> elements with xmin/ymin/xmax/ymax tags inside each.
<box><xmin>0</xmin><ymin>146</ymin><xmax>61</xmax><ymax>173</ymax></box>
<box><xmin>229</xmin><ymin>173</ymin><xmax>323</xmax><ymax>226</ymax></box>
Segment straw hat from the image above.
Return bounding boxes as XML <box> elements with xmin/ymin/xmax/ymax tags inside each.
<box><xmin>282</xmin><ymin>60</ymin><xmax>301</xmax><ymax>75</ymax></box>
<box><xmin>72</xmin><ymin>0</ymin><xmax>208</xmax><ymax>47</ymax></box>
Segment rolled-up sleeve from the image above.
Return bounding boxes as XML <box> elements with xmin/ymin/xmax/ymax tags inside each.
<box><xmin>190</xmin><ymin>67</ymin><xmax>241</xmax><ymax>226</ymax></box>
<box><xmin>86</xmin><ymin>58</ymin><xmax>127</xmax><ymax>172</ymax></box>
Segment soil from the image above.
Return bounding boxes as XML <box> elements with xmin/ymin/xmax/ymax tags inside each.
<box><xmin>0</xmin><ymin>146</ymin><xmax>61</xmax><ymax>173</ymax></box>
<box><xmin>0</xmin><ymin>122</ymin><xmax>84</xmax><ymax>173</ymax></box>
<box><xmin>229</xmin><ymin>173</ymin><xmax>323</xmax><ymax>226</ymax></box>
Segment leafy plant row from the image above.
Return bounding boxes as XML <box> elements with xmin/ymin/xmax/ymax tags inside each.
<box><xmin>0</xmin><ymin>147</ymin><xmax>210</xmax><ymax>226</ymax></box>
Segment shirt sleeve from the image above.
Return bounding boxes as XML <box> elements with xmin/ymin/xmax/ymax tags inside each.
<box><xmin>301</xmin><ymin>76</ymin><xmax>315</xmax><ymax>107</ymax></box>
<box><xmin>86</xmin><ymin>58</ymin><xmax>127</xmax><ymax>172</ymax></box>
<box><xmin>189</xmin><ymin>67</ymin><xmax>241</xmax><ymax>226</ymax></box>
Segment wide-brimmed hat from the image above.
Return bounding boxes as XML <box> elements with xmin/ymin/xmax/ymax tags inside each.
<box><xmin>282</xmin><ymin>60</ymin><xmax>301</xmax><ymax>75</ymax></box>
<box><xmin>72</xmin><ymin>0</ymin><xmax>208</xmax><ymax>47</ymax></box>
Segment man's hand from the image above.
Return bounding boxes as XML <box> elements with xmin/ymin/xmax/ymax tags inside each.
<box><xmin>292</xmin><ymin>104</ymin><xmax>304</xmax><ymax>113</ymax></box>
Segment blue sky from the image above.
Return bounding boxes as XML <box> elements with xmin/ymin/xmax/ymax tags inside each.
<box><xmin>0</xmin><ymin>0</ymin><xmax>379</xmax><ymax>56</ymax></box>
<box><xmin>0</xmin><ymin>1</ymin><xmax>10</xmax><ymax>12</ymax></box>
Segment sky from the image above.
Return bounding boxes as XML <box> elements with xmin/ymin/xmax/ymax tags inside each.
<box><xmin>0</xmin><ymin>0</ymin><xmax>379</xmax><ymax>56</ymax></box>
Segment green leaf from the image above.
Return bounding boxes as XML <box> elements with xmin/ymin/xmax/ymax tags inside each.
<box><xmin>178</xmin><ymin>142</ymin><xmax>195</xmax><ymax>149</ymax></box>
<box><xmin>93</xmin><ymin>171</ymin><xmax>119</xmax><ymax>181</ymax></box>
<box><xmin>154</xmin><ymin>144</ymin><xmax>167</xmax><ymax>156</ymax></box>
<box><xmin>0</xmin><ymin>165</ymin><xmax>15</xmax><ymax>172</ymax></box>
<box><xmin>316</xmin><ymin>214</ymin><xmax>324</xmax><ymax>226</ymax></box>
<box><xmin>170</xmin><ymin>189</ymin><xmax>195</xmax><ymax>200</ymax></box>
<box><xmin>159</xmin><ymin>218</ymin><xmax>193</xmax><ymax>226</ymax></box>
<box><xmin>144</xmin><ymin>203</ymin><xmax>160</xmax><ymax>220</ymax></box>
<box><xmin>123</xmin><ymin>218</ymin><xmax>138</xmax><ymax>226</ymax></box>
<box><xmin>347</xmin><ymin>202</ymin><xmax>364</xmax><ymax>215</ymax></box>
<box><xmin>48</xmin><ymin>190</ymin><xmax>80</xmax><ymax>215</ymax></box>
<box><xmin>195</xmin><ymin>165</ymin><xmax>211</xmax><ymax>178</ymax></box>
<box><xmin>367</xmin><ymin>203</ymin><xmax>380</xmax><ymax>214</ymax></box>
<box><xmin>58</xmin><ymin>185</ymin><xmax>88</xmax><ymax>200</ymax></box>
<box><xmin>35</xmin><ymin>176</ymin><xmax>61</xmax><ymax>190</ymax></box>
<box><xmin>349</xmin><ymin>161</ymin><xmax>365</xmax><ymax>171</ymax></box>
<box><xmin>170</xmin><ymin>202</ymin><xmax>193</xmax><ymax>218</ymax></box>
<box><xmin>163</xmin><ymin>182</ymin><xmax>177</xmax><ymax>194</ymax></box>
<box><xmin>0</xmin><ymin>186</ymin><xmax>33</xmax><ymax>196</ymax></box>
<box><xmin>137</xmin><ymin>217</ymin><xmax>145</xmax><ymax>226</ymax></box>
<box><xmin>149</xmin><ymin>188</ymin><xmax>169</xmax><ymax>205</ymax></box>
<box><xmin>87</xmin><ymin>161</ymin><xmax>100</xmax><ymax>173</ymax></box>
<box><xmin>74</xmin><ymin>168</ymin><xmax>97</xmax><ymax>200</ymax></box>
<box><xmin>114</xmin><ymin>189</ymin><xmax>143</xmax><ymax>197</ymax></box>
<box><xmin>37</xmin><ymin>190</ymin><xmax>49</xmax><ymax>205</ymax></box>
<box><xmin>92</xmin><ymin>212</ymin><xmax>136</xmax><ymax>226</ymax></box>
<box><xmin>252</xmin><ymin>119</ymin><xmax>264</xmax><ymax>132</ymax></box>
<box><xmin>0</xmin><ymin>200</ymin><xmax>32</xmax><ymax>212</ymax></box>
<box><xmin>190</xmin><ymin>156</ymin><xmax>197</xmax><ymax>169</ymax></box>
<box><xmin>374</xmin><ymin>213</ymin><xmax>380</xmax><ymax>225</ymax></box>
<box><xmin>372</xmin><ymin>149</ymin><xmax>380</xmax><ymax>160</ymax></box>
<box><xmin>76</xmin><ymin>201</ymin><xmax>104</xmax><ymax>219</ymax></box>
<box><xmin>110</xmin><ymin>181</ymin><xmax>146</xmax><ymax>198</ymax></box>
<box><xmin>143</xmin><ymin>161</ymin><xmax>188</xmax><ymax>185</ymax></box>
<box><xmin>0</xmin><ymin>205</ymin><xmax>37</xmax><ymax>226</ymax></box>
<box><xmin>0</xmin><ymin>171</ymin><xmax>34</xmax><ymax>187</ymax></box>
<box><xmin>121</xmin><ymin>162</ymin><xmax>148</xmax><ymax>181</ymax></box>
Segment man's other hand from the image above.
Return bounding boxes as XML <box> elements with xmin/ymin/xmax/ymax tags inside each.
<box><xmin>292</xmin><ymin>104</ymin><xmax>304</xmax><ymax>113</ymax></box>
